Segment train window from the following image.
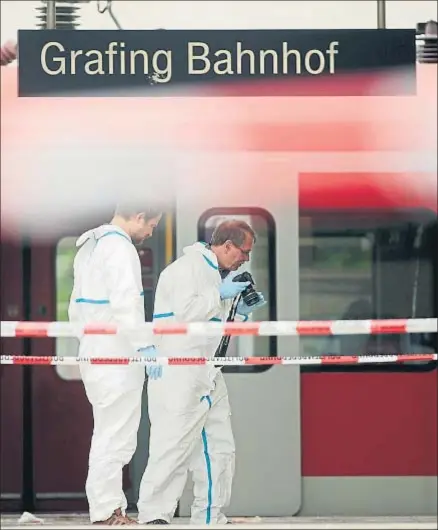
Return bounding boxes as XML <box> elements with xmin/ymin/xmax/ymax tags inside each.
<box><xmin>299</xmin><ymin>210</ymin><xmax>437</xmax><ymax>371</ymax></box>
<box><xmin>55</xmin><ymin>236</ymin><xmax>81</xmax><ymax>381</ymax></box>
<box><xmin>198</xmin><ymin>208</ymin><xmax>276</xmax><ymax>374</ymax></box>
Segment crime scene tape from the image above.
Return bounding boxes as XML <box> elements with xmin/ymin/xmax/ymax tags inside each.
<box><xmin>1</xmin><ymin>318</ymin><xmax>437</xmax><ymax>338</ymax></box>
<box><xmin>1</xmin><ymin>354</ymin><xmax>437</xmax><ymax>366</ymax></box>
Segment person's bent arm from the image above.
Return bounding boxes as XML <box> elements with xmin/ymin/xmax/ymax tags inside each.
<box><xmin>102</xmin><ymin>241</ymin><xmax>154</xmax><ymax>351</ymax></box>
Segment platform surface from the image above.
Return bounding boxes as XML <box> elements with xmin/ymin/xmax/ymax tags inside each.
<box><xmin>1</xmin><ymin>513</ymin><xmax>437</xmax><ymax>529</ymax></box>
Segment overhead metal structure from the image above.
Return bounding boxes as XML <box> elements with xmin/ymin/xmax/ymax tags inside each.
<box><xmin>416</xmin><ymin>20</ymin><xmax>438</xmax><ymax>63</ymax></box>
<box><xmin>377</xmin><ymin>0</ymin><xmax>386</xmax><ymax>29</ymax></box>
<box><xmin>36</xmin><ymin>0</ymin><xmax>84</xmax><ymax>29</ymax></box>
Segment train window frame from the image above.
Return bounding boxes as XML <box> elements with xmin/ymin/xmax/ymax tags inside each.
<box><xmin>299</xmin><ymin>208</ymin><xmax>437</xmax><ymax>374</ymax></box>
<box><xmin>54</xmin><ymin>236</ymin><xmax>81</xmax><ymax>381</ymax></box>
<box><xmin>198</xmin><ymin>207</ymin><xmax>277</xmax><ymax>374</ymax></box>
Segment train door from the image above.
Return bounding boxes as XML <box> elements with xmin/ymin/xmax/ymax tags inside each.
<box><xmin>174</xmin><ymin>185</ymin><xmax>302</xmax><ymax>516</ymax></box>
<box><xmin>29</xmin><ymin>238</ymin><xmax>91</xmax><ymax>511</ymax></box>
<box><xmin>0</xmin><ymin>240</ymin><xmax>24</xmax><ymax>511</ymax></box>
<box><xmin>27</xmin><ymin>214</ymin><xmax>172</xmax><ymax>511</ymax></box>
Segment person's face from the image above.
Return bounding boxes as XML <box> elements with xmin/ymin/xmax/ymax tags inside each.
<box><xmin>220</xmin><ymin>233</ymin><xmax>254</xmax><ymax>271</ymax></box>
<box><xmin>131</xmin><ymin>213</ymin><xmax>162</xmax><ymax>243</ymax></box>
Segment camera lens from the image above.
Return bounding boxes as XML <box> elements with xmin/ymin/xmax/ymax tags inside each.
<box><xmin>242</xmin><ymin>285</ymin><xmax>261</xmax><ymax>307</ymax></box>
<box><xmin>232</xmin><ymin>271</ymin><xmax>261</xmax><ymax>306</ymax></box>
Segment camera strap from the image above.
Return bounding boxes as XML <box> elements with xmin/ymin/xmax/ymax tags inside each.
<box><xmin>214</xmin><ymin>293</ymin><xmax>242</xmax><ymax>359</ymax></box>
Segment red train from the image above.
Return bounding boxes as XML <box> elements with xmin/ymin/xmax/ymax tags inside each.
<box><xmin>1</xmin><ymin>62</ymin><xmax>436</xmax><ymax>517</ymax></box>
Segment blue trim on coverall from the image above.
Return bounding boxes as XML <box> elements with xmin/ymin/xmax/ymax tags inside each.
<box><xmin>87</xmin><ymin>229</ymin><xmax>132</xmax><ymax>259</ymax></box>
<box><xmin>76</xmin><ymin>291</ymin><xmax>144</xmax><ymax>305</ymax></box>
<box><xmin>152</xmin><ymin>315</ymin><xmax>221</xmax><ymax>321</ymax></box>
<box><xmin>200</xmin><ymin>395</ymin><xmax>213</xmax><ymax>524</ymax></box>
<box><xmin>74</xmin><ymin>298</ymin><xmax>110</xmax><ymax>304</ymax></box>
<box><xmin>153</xmin><ymin>312</ymin><xmax>175</xmax><ymax>318</ymax></box>
<box><xmin>96</xmin><ymin>230</ymin><xmax>131</xmax><ymax>243</ymax></box>
<box><xmin>203</xmin><ymin>255</ymin><xmax>218</xmax><ymax>270</ymax></box>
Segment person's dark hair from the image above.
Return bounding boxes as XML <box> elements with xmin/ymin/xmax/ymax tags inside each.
<box><xmin>210</xmin><ymin>219</ymin><xmax>256</xmax><ymax>247</ymax></box>
<box><xmin>114</xmin><ymin>201</ymin><xmax>164</xmax><ymax>221</ymax></box>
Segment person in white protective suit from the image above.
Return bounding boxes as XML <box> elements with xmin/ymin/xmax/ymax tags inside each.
<box><xmin>68</xmin><ymin>202</ymin><xmax>163</xmax><ymax>526</ymax></box>
<box><xmin>137</xmin><ymin>219</ymin><xmax>267</xmax><ymax>525</ymax></box>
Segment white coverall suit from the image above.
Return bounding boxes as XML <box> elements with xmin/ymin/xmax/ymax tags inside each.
<box><xmin>68</xmin><ymin>224</ymin><xmax>152</xmax><ymax>523</ymax></box>
<box><xmin>137</xmin><ymin>242</ymin><xmax>238</xmax><ymax>525</ymax></box>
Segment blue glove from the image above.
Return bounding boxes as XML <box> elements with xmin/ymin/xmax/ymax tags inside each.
<box><xmin>137</xmin><ymin>345</ymin><xmax>163</xmax><ymax>380</ymax></box>
<box><xmin>147</xmin><ymin>365</ymin><xmax>163</xmax><ymax>380</ymax></box>
<box><xmin>219</xmin><ymin>272</ymin><xmax>251</xmax><ymax>300</ymax></box>
<box><xmin>237</xmin><ymin>293</ymin><xmax>267</xmax><ymax>316</ymax></box>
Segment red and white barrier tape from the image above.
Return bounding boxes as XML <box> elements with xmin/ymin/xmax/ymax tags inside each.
<box><xmin>1</xmin><ymin>318</ymin><xmax>437</xmax><ymax>338</ymax></box>
<box><xmin>1</xmin><ymin>353</ymin><xmax>436</xmax><ymax>367</ymax></box>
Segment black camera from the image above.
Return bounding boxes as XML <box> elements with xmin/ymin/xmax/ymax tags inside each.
<box><xmin>232</xmin><ymin>271</ymin><xmax>262</xmax><ymax>306</ymax></box>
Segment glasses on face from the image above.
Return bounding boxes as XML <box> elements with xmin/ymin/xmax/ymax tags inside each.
<box><xmin>230</xmin><ymin>242</ymin><xmax>251</xmax><ymax>257</ymax></box>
